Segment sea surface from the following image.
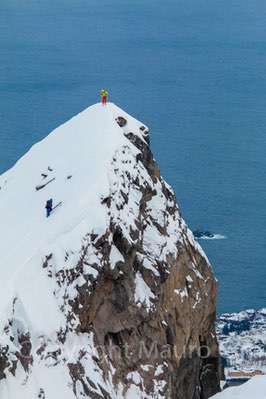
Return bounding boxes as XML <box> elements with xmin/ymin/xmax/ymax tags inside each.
<box><xmin>0</xmin><ymin>0</ymin><xmax>266</xmax><ymax>313</ymax></box>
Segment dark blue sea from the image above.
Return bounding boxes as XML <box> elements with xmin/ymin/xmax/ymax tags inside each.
<box><xmin>1</xmin><ymin>0</ymin><xmax>265</xmax><ymax>313</ymax></box>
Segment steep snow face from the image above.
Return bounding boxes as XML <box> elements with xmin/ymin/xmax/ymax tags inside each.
<box><xmin>211</xmin><ymin>376</ymin><xmax>266</xmax><ymax>399</ymax></box>
<box><xmin>0</xmin><ymin>103</ymin><xmax>141</xmax><ymax>333</ymax></box>
<box><xmin>0</xmin><ymin>103</ymin><xmax>145</xmax><ymax>397</ymax></box>
<box><xmin>0</xmin><ymin>103</ymin><xmax>219</xmax><ymax>398</ymax></box>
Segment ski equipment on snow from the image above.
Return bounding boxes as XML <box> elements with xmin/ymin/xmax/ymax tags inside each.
<box><xmin>36</xmin><ymin>177</ymin><xmax>55</xmax><ymax>191</ymax></box>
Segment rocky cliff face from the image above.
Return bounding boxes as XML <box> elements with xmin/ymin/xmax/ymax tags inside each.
<box><xmin>0</xmin><ymin>103</ymin><xmax>220</xmax><ymax>398</ymax></box>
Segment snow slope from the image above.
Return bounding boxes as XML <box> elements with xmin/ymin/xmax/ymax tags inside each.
<box><xmin>211</xmin><ymin>376</ymin><xmax>266</xmax><ymax>399</ymax></box>
<box><xmin>0</xmin><ymin>103</ymin><xmax>141</xmax><ymax>333</ymax></box>
<box><xmin>0</xmin><ymin>103</ymin><xmax>148</xmax><ymax>397</ymax></box>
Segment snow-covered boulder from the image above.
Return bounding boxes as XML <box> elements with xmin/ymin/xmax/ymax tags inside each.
<box><xmin>0</xmin><ymin>103</ymin><xmax>220</xmax><ymax>398</ymax></box>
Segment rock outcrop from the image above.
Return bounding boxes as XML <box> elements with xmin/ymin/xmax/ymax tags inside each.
<box><xmin>0</xmin><ymin>103</ymin><xmax>220</xmax><ymax>398</ymax></box>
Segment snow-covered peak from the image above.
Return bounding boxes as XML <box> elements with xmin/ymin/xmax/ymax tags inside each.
<box><xmin>0</xmin><ymin>103</ymin><xmax>219</xmax><ymax>399</ymax></box>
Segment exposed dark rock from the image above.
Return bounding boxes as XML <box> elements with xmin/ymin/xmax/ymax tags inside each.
<box><xmin>0</xmin><ymin>347</ymin><xmax>9</xmax><ymax>380</ymax></box>
<box><xmin>115</xmin><ymin>116</ymin><xmax>127</xmax><ymax>127</ymax></box>
<box><xmin>193</xmin><ymin>230</ymin><xmax>214</xmax><ymax>239</ymax></box>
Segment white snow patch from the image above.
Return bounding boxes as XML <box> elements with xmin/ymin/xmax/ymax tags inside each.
<box><xmin>174</xmin><ymin>287</ymin><xmax>188</xmax><ymax>302</ymax></box>
<box><xmin>211</xmin><ymin>376</ymin><xmax>266</xmax><ymax>399</ymax></box>
<box><xmin>186</xmin><ymin>275</ymin><xmax>193</xmax><ymax>284</ymax></box>
<box><xmin>109</xmin><ymin>245</ymin><xmax>124</xmax><ymax>269</ymax></box>
<box><xmin>134</xmin><ymin>272</ymin><xmax>155</xmax><ymax>311</ymax></box>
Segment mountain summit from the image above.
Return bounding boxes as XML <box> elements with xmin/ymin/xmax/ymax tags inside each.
<box><xmin>0</xmin><ymin>103</ymin><xmax>220</xmax><ymax>398</ymax></box>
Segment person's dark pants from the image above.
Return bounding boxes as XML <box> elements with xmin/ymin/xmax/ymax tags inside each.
<box><xmin>46</xmin><ymin>207</ymin><xmax>52</xmax><ymax>217</ymax></box>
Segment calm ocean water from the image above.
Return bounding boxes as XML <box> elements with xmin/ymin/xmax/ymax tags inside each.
<box><xmin>0</xmin><ymin>0</ymin><xmax>265</xmax><ymax>313</ymax></box>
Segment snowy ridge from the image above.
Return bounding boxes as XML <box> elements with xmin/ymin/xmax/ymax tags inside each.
<box><xmin>0</xmin><ymin>103</ymin><xmax>218</xmax><ymax>398</ymax></box>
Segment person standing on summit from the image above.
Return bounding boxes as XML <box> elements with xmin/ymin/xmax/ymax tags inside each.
<box><xmin>100</xmin><ymin>89</ymin><xmax>108</xmax><ymax>105</ymax></box>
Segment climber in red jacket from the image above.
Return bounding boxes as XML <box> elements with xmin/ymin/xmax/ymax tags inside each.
<box><xmin>100</xmin><ymin>89</ymin><xmax>108</xmax><ymax>105</ymax></box>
